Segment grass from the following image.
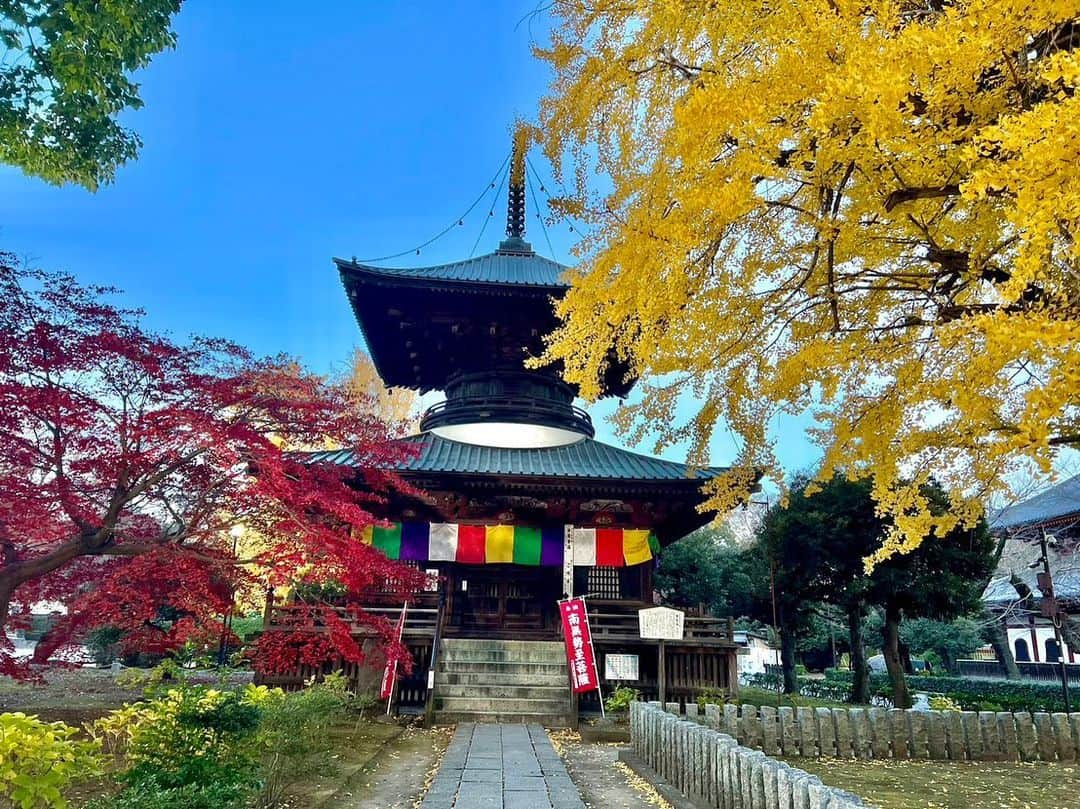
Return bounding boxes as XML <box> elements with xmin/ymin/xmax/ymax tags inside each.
<box><xmin>735</xmin><ymin>686</ymin><xmax>852</xmax><ymax>710</ymax></box>
<box><xmin>790</xmin><ymin>757</ymin><xmax>1080</xmax><ymax>809</ymax></box>
<box><xmin>0</xmin><ymin>666</ymin><xmax>252</xmax><ymax>723</ymax></box>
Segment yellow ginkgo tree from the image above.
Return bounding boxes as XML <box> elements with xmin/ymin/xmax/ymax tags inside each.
<box><xmin>534</xmin><ymin>0</ymin><xmax>1080</xmax><ymax>562</ymax></box>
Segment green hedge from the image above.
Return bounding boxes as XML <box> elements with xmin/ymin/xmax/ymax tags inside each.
<box><xmin>744</xmin><ymin>671</ymin><xmax>1079</xmax><ymax>713</ymax></box>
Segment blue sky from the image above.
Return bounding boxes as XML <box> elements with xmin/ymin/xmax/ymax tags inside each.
<box><xmin>0</xmin><ymin>1</ymin><xmax>822</xmax><ymax>475</ymax></box>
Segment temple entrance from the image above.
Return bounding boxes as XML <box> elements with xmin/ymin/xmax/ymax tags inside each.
<box><xmin>446</xmin><ymin>565</ymin><xmax>562</xmax><ymax>639</ymax></box>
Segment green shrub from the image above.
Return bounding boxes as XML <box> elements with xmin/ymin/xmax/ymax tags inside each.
<box><xmin>0</xmin><ymin>712</ymin><xmax>102</xmax><ymax>809</ymax></box>
<box><xmin>85</xmin><ymin>775</ymin><xmax>253</xmax><ymax>809</ymax></box>
<box><xmin>929</xmin><ymin>695</ymin><xmax>961</xmax><ymax>711</ymax></box>
<box><xmin>744</xmin><ymin>670</ymin><xmax>1080</xmax><ymax>712</ymax></box>
<box><xmin>252</xmin><ymin>681</ymin><xmax>349</xmax><ymax>808</ymax></box>
<box><xmin>89</xmin><ymin>679</ymin><xmax>353</xmax><ymax>809</ymax></box>
<box><xmin>229</xmin><ymin>616</ymin><xmax>264</xmax><ymax>642</ymax></box>
<box><xmin>696</xmin><ymin>687</ymin><xmax>730</xmax><ymax>710</ymax></box>
<box><xmin>603</xmin><ymin>686</ymin><xmax>640</xmax><ymax>716</ymax></box>
<box><xmin>86</xmin><ymin>626</ymin><xmax>124</xmax><ymax>666</ymax></box>
<box><xmin>92</xmin><ymin>686</ymin><xmax>262</xmax><ymax>809</ymax></box>
<box><xmin>114</xmin><ymin>660</ymin><xmax>187</xmax><ymax>695</ymax></box>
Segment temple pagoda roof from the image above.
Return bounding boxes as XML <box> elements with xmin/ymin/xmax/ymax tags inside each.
<box><xmin>336</xmin><ymin>249</ymin><xmax>568</xmax><ymax>290</ymax></box>
<box><xmin>310</xmin><ymin>432</ymin><xmax>725</xmax><ymax>483</ymax></box>
<box><xmin>992</xmin><ymin>472</ymin><xmax>1080</xmax><ymax>530</ymax></box>
<box><xmin>336</xmin><ymin>141</ymin><xmax>634</xmax><ymax>396</ymax></box>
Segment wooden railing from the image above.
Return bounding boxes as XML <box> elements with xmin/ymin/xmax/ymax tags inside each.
<box><xmin>423</xmin><ymin>589</ymin><xmax>449</xmax><ymax>725</ymax></box>
<box><xmin>260</xmin><ymin>591</ymin><xmax>442</xmax><ymax>711</ymax></box>
<box><xmin>588</xmin><ymin>608</ymin><xmax>736</xmax><ymax>647</ymax></box>
<box><xmin>265</xmin><ymin>592</ymin><xmax>441</xmax><ymax>640</ymax></box>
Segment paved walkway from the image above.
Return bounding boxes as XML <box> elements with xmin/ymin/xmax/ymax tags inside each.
<box><xmin>421</xmin><ymin>723</ymin><xmax>586</xmax><ymax>809</ymax></box>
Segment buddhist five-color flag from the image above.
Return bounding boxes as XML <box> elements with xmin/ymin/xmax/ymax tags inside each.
<box><xmin>356</xmin><ymin>522</ymin><xmax>652</xmax><ymax>567</ymax></box>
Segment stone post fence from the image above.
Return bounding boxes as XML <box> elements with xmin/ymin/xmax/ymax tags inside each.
<box><xmin>683</xmin><ymin>701</ymin><xmax>1080</xmax><ymax>762</ymax></box>
<box><xmin>630</xmin><ymin>701</ymin><xmax>867</xmax><ymax>809</ymax></box>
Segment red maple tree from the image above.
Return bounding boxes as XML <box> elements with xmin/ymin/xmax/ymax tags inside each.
<box><xmin>0</xmin><ymin>256</ymin><xmax>423</xmax><ymax>679</ymax></box>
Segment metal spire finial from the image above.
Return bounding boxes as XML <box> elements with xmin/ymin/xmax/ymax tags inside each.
<box><xmin>507</xmin><ymin>142</ymin><xmax>526</xmax><ymax>239</ymax></box>
<box><xmin>499</xmin><ymin>126</ymin><xmax>533</xmax><ymax>254</ymax></box>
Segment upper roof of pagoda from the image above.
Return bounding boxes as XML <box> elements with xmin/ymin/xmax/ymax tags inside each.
<box><xmin>336</xmin><ymin>247</ymin><xmax>568</xmax><ymax>290</ymax></box>
<box><xmin>335</xmin><ymin>138</ymin><xmax>634</xmax><ymax>397</ymax></box>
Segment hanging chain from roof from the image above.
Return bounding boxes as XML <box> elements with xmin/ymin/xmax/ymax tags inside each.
<box><xmin>351</xmin><ymin>152</ymin><xmax>510</xmax><ymax>264</ymax></box>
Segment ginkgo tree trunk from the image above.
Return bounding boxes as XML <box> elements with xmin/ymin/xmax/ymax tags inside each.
<box><xmin>0</xmin><ymin>256</ymin><xmax>423</xmax><ymax>678</ymax></box>
<box><xmin>534</xmin><ymin>0</ymin><xmax>1080</xmax><ymax>561</ymax></box>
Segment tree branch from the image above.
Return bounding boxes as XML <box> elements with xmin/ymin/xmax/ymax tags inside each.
<box><xmin>884</xmin><ymin>184</ymin><xmax>960</xmax><ymax>212</ymax></box>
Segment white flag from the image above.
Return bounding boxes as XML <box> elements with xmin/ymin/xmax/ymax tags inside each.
<box><xmin>572</xmin><ymin>527</ymin><xmax>596</xmax><ymax>566</ymax></box>
<box><xmin>428</xmin><ymin>523</ymin><xmax>459</xmax><ymax>561</ymax></box>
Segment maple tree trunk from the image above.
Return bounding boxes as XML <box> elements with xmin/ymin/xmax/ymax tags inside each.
<box><xmin>882</xmin><ymin>603</ymin><xmax>911</xmax><ymax>708</ymax></box>
<box><xmin>848</xmin><ymin>605</ymin><xmax>871</xmax><ymax>704</ymax></box>
<box><xmin>0</xmin><ymin>535</ymin><xmax>100</xmax><ymax>642</ymax></box>
<box><xmin>0</xmin><ymin>574</ymin><xmax>16</xmax><ymax>641</ymax></box>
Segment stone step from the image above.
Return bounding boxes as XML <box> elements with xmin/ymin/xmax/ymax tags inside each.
<box><xmin>435</xmin><ymin>683</ymin><xmax>569</xmax><ymax>700</ymax></box>
<box><xmin>433</xmin><ymin>711</ymin><xmax>573</xmax><ymax>727</ymax></box>
<box><xmin>437</xmin><ymin>695</ymin><xmax>571</xmax><ymax>714</ymax></box>
<box><xmin>437</xmin><ymin>659</ymin><xmax>568</xmax><ymax>676</ymax></box>
<box><xmin>440</xmin><ymin>639</ymin><xmax>564</xmax><ymax>651</ymax></box>
<box><xmin>439</xmin><ymin>647</ymin><xmax>567</xmax><ymax>663</ymax></box>
<box><xmin>436</xmin><ymin>670</ymin><xmax>569</xmax><ymax>687</ymax></box>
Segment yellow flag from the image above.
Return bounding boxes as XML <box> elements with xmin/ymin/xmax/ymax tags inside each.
<box><xmin>623</xmin><ymin>529</ymin><xmax>653</xmax><ymax>565</ymax></box>
<box><xmin>485</xmin><ymin>524</ymin><xmax>514</xmax><ymax>563</ymax></box>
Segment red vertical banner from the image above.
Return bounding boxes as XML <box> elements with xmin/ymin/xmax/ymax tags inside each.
<box><xmin>559</xmin><ymin>597</ymin><xmax>600</xmax><ymax>695</ymax></box>
<box><xmin>381</xmin><ymin>602</ymin><xmax>408</xmax><ymax>703</ymax></box>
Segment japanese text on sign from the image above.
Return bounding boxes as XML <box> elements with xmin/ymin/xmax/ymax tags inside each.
<box><xmin>604</xmin><ymin>653</ymin><xmax>639</xmax><ymax>681</ymax></box>
<box><xmin>558</xmin><ymin>597</ymin><xmax>600</xmax><ymax>694</ymax></box>
<box><xmin>638</xmin><ymin>606</ymin><xmax>685</xmax><ymax>640</ymax></box>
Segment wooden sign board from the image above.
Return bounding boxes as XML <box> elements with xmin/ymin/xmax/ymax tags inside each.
<box><xmin>604</xmin><ymin>653</ymin><xmax>639</xmax><ymax>681</ymax></box>
<box><xmin>638</xmin><ymin>606</ymin><xmax>685</xmax><ymax>640</ymax></box>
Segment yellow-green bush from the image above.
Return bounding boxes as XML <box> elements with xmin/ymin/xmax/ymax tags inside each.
<box><xmin>0</xmin><ymin>712</ymin><xmax>101</xmax><ymax>809</ymax></box>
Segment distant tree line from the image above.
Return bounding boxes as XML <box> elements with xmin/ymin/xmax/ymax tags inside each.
<box><xmin>656</xmin><ymin>475</ymin><xmax>1001</xmax><ymax>708</ymax></box>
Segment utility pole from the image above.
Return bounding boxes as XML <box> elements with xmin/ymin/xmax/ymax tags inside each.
<box><xmin>1037</xmin><ymin>529</ymin><xmax>1071</xmax><ymax>715</ymax></box>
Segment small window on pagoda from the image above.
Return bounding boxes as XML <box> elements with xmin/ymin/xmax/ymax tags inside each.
<box><xmin>1014</xmin><ymin>638</ymin><xmax>1031</xmax><ymax>662</ymax></box>
<box><xmin>587</xmin><ymin>567</ymin><xmax>621</xmax><ymax>599</ymax></box>
<box><xmin>1046</xmin><ymin>638</ymin><xmax>1061</xmax><ymax>663</ymax></box>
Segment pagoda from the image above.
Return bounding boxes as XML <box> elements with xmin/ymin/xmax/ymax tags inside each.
<box><xmin>262</xmin><ymin>142</ymin><xmax>740</xmax><ymax>723</ymax></box>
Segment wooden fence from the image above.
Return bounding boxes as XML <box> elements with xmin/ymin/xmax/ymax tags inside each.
<box><xmin>630</xmin><ymin>702</ymin><xmax>866</xmax><ymax>809</ymax></box>
<box><xmin>692</xmin><ymin>701</ymin><xmax>1080</xmax><ymax>762</ymax></box>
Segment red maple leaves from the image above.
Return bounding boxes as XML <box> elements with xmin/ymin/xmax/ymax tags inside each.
<box><xmin>0</xmin><ymin>255</ymin><xmax>424</xmax><ymax>678</ymax></box>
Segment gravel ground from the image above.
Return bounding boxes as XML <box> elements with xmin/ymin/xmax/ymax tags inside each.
<box><xmin>338</xmin><ymin>725</ymin><xmax>453</xmax><ymax>809</ymax></box>
<box><xmin>550</xmin><ymin>730</ymin><xmax>673</xmax><ymax>809</ymax></box>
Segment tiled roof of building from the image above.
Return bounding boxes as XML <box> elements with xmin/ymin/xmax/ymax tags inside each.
<box><xmin>334</xmin><ymin>249</ymin><xmax>569</xmax><ymax>289</ymax></box>
<box><xmin>308</xmin><ymin>432</ymin><xmax>724</xmax><ymax>482</ymax></box>
<box><xmin>983</xmin><ymin>474</ymin><xmax>1080</xmax><ymax>606</ymax></box>
<box><xmin>992</xmin><ymin>473</ymin><xmax>1080</xmax><ymax>529</ymax></box>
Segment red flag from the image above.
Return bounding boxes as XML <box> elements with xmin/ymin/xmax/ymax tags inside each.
<box><xmin>559</xmin><ymin>597</ymin><xmax>600</xmax><ymax>694</ymax></box>
<box><xmin>380</xmin><ymin>602</ymin><xmax>408</xmax><ymax>702</ymax></box>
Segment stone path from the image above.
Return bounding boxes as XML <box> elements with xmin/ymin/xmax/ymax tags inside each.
<box><xmin>421</xmin><ymin>723</ymin><xmax>586</xmax><ymax>809</ymax></box>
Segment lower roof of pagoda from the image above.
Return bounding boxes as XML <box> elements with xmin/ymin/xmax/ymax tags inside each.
<box><xmin>311</xmin><ymin>431</ymin><xmax>725</xmax><ymax>484</ymax></box>
<box><xmin>309</xmin><ymin>432</ymin><xmax>729</xmax><ymax>544</ymax></box>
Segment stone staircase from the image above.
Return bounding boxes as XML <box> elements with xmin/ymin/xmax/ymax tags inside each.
<box><xmin>432</xmin><ymin>638</ymin><xmax>573</xmax><ymax>726</ymax></box>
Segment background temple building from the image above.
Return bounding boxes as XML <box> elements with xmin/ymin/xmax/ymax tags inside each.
<box><xmin>977</xmin><ymin>473</ymin><xmax>1080</xmax><ymax>676</ymax></box>
<box><xmin>261</xmin><ymin>144</ymin><xmax>740</xmax><ymax>725</ymax></box>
